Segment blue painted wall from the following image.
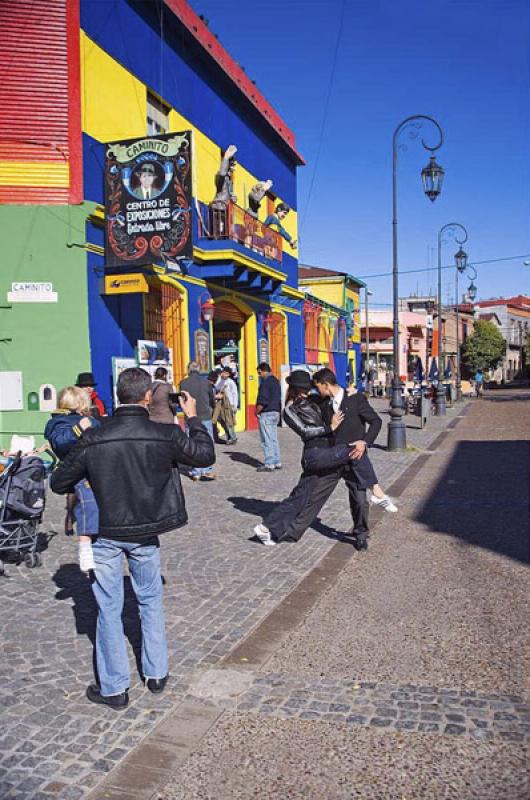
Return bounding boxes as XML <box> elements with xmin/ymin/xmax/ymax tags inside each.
<box><xmin>85</xmin><ymin>222</ymin><xmax>144</xmax><ymax>412</ymax></box>
<box><xmin>80</xmin><ymin>0</ymin><xmax>298</xmax><ymax>207</ymax></box>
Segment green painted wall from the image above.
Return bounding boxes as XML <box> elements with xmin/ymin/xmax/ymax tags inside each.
<box><xmin>0</xmin><ymin>204</ymin><xmax>93</xmax><ymax>448</ymax></box>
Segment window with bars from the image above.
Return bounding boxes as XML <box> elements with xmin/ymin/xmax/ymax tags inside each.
<box><xmin>143</xmin><ymin>282</ymin><xmax>186</xmax><ymax>385</ymax></box>
<box><xmin>147</xmin><ymin>91</ymin><xmax>170</xmax><ymax>136</ymax></box>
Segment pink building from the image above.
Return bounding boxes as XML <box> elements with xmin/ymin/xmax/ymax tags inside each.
<box><xmin>361</xmin><ymin>310</ymin><xmax>428</xmax><ymax>383</ymax></box>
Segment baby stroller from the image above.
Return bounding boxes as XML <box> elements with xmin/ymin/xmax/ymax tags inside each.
<box><xmin>0</xmin><ymin>452</ymin><xmax>51</xmax><ymax>574</ymax></box>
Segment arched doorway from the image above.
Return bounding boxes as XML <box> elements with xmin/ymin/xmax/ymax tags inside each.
<box><xmin>213</xmin><ymin>298</ymin><xmax>258</xmax><ymax>431</ymax></box>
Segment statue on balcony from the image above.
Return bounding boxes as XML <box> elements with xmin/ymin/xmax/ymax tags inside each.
<box><xmin>212</xmin><ymin>144</ymin><xmax>238</xmax><ymax>209</ymax></box>
<box><xmin>264</xmin><ymin>202</ymin><xmax>297</xmax><ymax>249</ymax></box>
<box><xmin>246</xmin><ymin>179</ymin><xmax>273</xmax><ymax>218</ymax></box>
<box><xmin>209</xmin><ymin>145</ymin><xmax>237</xmax><ymax>239</ymax></box>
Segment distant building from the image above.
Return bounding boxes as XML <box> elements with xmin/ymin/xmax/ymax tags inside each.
<box><xmin>298</xmin><ymin>265</ymin><xmax>365</xmax><ymax>385</ymax></box>
<box><xmin>399</xmin><ymin>295</ymin><xmax>475</xmax><ymax>378</ymax></box>
<box><xmin>472</xmin><ymin>295</ymin><xmax>530</xmax><ymax>381</ymax></box>
<box><xmin>360</xmin><ymin>309</ymin><xmax>428</xmax><ymax>385</ymax></box>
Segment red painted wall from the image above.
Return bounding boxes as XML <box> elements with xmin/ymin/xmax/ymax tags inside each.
<box><xmin>0</xmin><ymin>0</ymin><xmax>82</xmax><ymax>204</ymax></box>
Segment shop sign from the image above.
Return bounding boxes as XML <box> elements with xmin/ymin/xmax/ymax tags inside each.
<box><xmin>105</xmin><ymin>131</ymin><xmax>193</xmax><ymax>269</ymax></box>
<box><xmin>103</xmin><ymin>274</ymin><xmax>149</xmax><ymax>295</ymax></box>
<box><xmin>7</xmin><ymin>282</ymin><xmax>57</xmax><ymax>303</ymax></box>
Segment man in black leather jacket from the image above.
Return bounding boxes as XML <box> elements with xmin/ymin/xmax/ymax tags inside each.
<box><xmin>51</xmin><ymin>368</ymin><xmax>215</xmax><ymax>709</ymax></box>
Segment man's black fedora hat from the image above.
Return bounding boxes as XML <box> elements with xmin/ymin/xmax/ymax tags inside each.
<box><xmin>76</xmin><ymin>372</ymin><xmax>97</xmax><ymax>388</ymax></box>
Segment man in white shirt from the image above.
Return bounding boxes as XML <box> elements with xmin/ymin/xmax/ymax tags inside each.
<box><xmin>215</xmin><ymin>366</ymin><xmax>238</xmax><ymax>444</ymax></box>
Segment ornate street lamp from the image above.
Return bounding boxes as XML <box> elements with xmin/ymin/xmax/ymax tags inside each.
<box><xmin>436</xmin><ymin>223</ymin><xmax>468</xmax><ymax>415</ymax></box>
<box><xmin>421</xmin><ymin>155</ymin><xmax>445</xmax><ymax>201</ymax></box>
<box><xmin>388</xmin><ymin>115</ymin><xmax>444</xmax><ymax>451</ymax></box>
<box><xmin>467</xmin><ymin>278</ymin><xmax>477</xmax><ymax>302</ymax></box>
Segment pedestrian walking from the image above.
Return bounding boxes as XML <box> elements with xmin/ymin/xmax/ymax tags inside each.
<box><xmin>148</xmin><ymin>367</ymin><xmax>177</xmax><ymax>423</ymax></box>
<box><xmin>213</xmin><ymin>366</ymin><xmax>238</xmax><ymax>444</ymax></box>
<box><xmin>76</xmin><ymin>372</ymin><xmax>106</xmax><ymax>418</ymax></box>
<box><xmin>474</xmin><ymin>369</ymin><xmax>484</xmax><ymax>397</ymax></box>
<box><xmin>50</xmin><ymin>367</ymin><xmax>215</xmax><ymax>709</ymax></box>
<box><xmin>180</xmin><ymin>361</ymin><xmax>216</xmax><ymax>481</ymax></box>
<box><xmin>45</xmin><ymin>386</ymin><xmax>100</xmax><ymax>572</ymax></box>
<box><xmin>255</xmin><ymin>362</ymin><xmax>282</xmax><ymax>472</ymax></box>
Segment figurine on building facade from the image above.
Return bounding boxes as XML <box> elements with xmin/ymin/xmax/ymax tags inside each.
<box><xmin>209</xmin><ymin>144</ymin><xmax>238</xmax><ymax>238</ymax></box>
<box><xmin>212</xmin><ymin>144</ymin><xmax>238</xmax><ymax>208</ymax></box>
<box><xmin>246</xmin><ymin>179</ymin><xmax>273</xmax><ymax>218</ymax></box>
<box><xmin>264</xmin><ymin>202</ymin><xmax>297</xmax><ymax>249</ymax></box>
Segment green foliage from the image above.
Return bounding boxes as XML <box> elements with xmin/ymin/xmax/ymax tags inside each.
<box><xmin>462</xmin><ymin>320</ymin><xmax>506</xmax><ymax>373</ymax></box>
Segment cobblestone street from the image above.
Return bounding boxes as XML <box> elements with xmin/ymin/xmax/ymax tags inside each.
<box><xmin>1</xmin><ymin>396</ymin><xmax>529</xmax><ymax>799</ymax></box>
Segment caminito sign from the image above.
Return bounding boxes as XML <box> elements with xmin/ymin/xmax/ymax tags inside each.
<box><xmin>105</xmin><ymin>131</ymin><xmax>193</xmax><ymax>268</ymax></box>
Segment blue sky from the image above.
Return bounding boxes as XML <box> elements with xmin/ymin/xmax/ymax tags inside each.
<box><xmin>189</xmin><ymin>0</ymin><xmax>530</xmax><ymax>309</ymax></box>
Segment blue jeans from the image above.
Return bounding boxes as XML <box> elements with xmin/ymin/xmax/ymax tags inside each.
<box><xmin>258</xmin><ymin>411</ymin><xmax>281</xmax><ymax>466</ymax></box>
<box><xmin>74</xmin><ymin>479</ymin><xmax>99</xmax><ymax>535</ymax></box>
<box><xmin>92</xmin><ymin>537</ymin><xmax>168</xmax><ymax>696</ymax></box>
<box><xmin>189</xmin><ymin>419</ymin><xmax>214</xmax><ymax>477</ymax></box>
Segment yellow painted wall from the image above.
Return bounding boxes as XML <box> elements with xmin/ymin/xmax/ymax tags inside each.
<box><xmin>299</xmin><ymin>280</ymin><xmax>343</xmax><ymax>308</ymax></box>
<box><xmin>80</xmin><ymin>32</ymin><xmax>298</xmax><ymax>254</ymax></box>
<box><xmin>80</xmin><ymin>32</ymin><xmax>147</xmax><ymax>141</ymax></box>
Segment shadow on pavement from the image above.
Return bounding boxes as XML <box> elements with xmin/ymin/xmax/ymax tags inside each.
<box><xmin>415</xmin><ymin>440</ymin><xmax>530</xmax><ymax>565</ymax></box>
<box><xmin>227</xmin><ymin>495</ymin><xmax>341</xmax><ymax>540</ymax></box>
<box><xmin>226</xmin><ymin>451</ymin><xmax>263</xmax><ymax>468</ymax></box>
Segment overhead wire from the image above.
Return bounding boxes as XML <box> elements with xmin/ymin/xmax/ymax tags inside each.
<box><xmin>356</xmin><ymin>253</ymin><xmax>530</xmax><ymax>280</ymax></box>
<box><xmin>299</xmin><ymin>0</ymin><xmax>346</xmax><ymax>241</ymax></box>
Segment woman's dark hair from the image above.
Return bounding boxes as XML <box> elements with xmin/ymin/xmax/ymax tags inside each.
<box><xmin>154</xmin><ymin>367</ymin><xmax>168</xmax><ymax>381</ymax></box>
<box><xmin>117</xmin><ymin>368</ymin><xmax>152</xmax><ymax>404</ymax></box>
<box><xmin>285</xmin><ymin>385</ymin><xmax>307</xmax><ymax>405</ymax></box>
<box><xmin>276</xmin><ymin>202</ymin><xmax>290</xmax><ymax>214</ymax></box>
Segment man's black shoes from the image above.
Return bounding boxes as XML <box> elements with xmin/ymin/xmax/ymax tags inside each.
<box><xmin>353</xmin><ymin>534</ymin><xmax>368</xmax><ymax>551</ymax></box>
<box><xmin>146</xmin><ymin>675</ymin><xmax>169</xmax><ymax>694</ymax></box>
<box><xmin>86</xmin><ymin>684</ymin><xmax>129</xmax><ymax>710</ymax></box>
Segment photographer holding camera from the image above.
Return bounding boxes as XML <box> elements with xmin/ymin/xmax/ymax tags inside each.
<box><xmin>51</xmin><ymin>367</ymin><xmax>215</xmax><ymax>709</ymax></box>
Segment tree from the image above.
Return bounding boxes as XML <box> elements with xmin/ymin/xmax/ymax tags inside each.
<box><xmin>462</xmin><ymin>320</ymin><xmax>506</xmax><ymax>374</ymax></box>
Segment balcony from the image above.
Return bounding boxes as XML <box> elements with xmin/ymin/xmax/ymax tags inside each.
<box><xmin>197</xmin><ymin>201</ymin><xmax>283</xmax><ymax>263</ymax></box>
<box><xmin>192</xmin><ymin>201</ymin><xmax>288</xmax><ymax>293</ymax></box>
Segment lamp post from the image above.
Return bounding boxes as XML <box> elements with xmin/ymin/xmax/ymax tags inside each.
<box><xmin>455</xmin><ymin>265</ymin><xmax>477</xmax><ymax>399</ymax></box>
<box><xmin>388</xmin><ymin>115</ymin><xmax>444</xmax><ymax>451</ymax></box>
<box><xmin>436</xmin><ymin>224</ymin><xmax>468</xmax><ymax>414</ymax></box>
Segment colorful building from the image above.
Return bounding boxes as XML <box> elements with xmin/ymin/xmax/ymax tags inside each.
<box><xmin>298</xmin><ymin>265</ymin><xmax>365</xmax><ymax>385</ymax></box>
<box><xmin>361</xmin><ymin>310</ymin><xmax>428</xmax><ymax>385</ymax></box>
<box><xmin>0</xmin><ymin>0</ymin><xmax>309</xmax><ymax>445</ymax></box>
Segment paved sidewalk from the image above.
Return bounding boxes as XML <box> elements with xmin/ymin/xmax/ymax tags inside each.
<box><xmin>158</xmin><ymin>390</ymin><xmax>530</xmax><ymax>800</ymax></box>
<box><xmin>0</xmin><ymin>400</ymin><xmax>469</xmax><ymax>799</ymax></box>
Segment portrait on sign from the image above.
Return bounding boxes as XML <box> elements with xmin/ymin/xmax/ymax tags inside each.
<box><xmin>105</xmin><ymin>132</ymin><xmax>193</xmax><ymax>269</ymax></box>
